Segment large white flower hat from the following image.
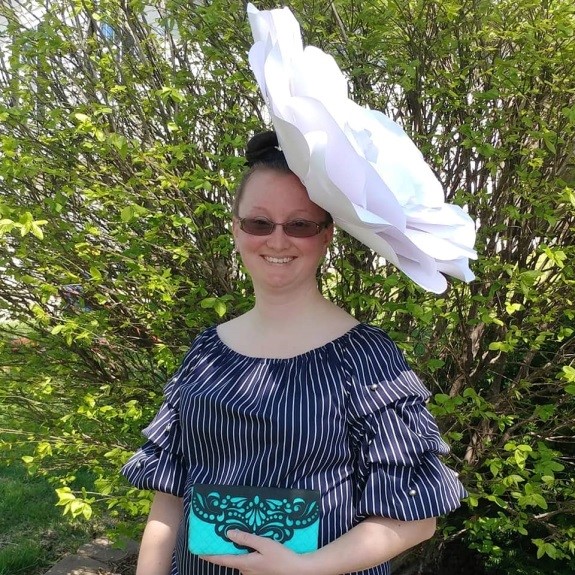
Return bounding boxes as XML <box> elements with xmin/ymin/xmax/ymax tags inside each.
<box><xmin>247</xmin><ymin>3</ymin><xmax>477</xmax><ymax>294</ymax></box>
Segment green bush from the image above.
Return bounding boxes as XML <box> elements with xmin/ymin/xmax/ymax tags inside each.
<box><xmin>0</xmin><ymin>0</ymin><xmax>573</xmax><ymax>572</ymax></box>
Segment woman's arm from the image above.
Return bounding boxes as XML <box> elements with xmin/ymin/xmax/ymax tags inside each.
<box><xmin>302</xmin><ymin>515</ymin><xmax>436</xmax><ymax>575</ymax></box>
<box><xmin>203</xmin><ymin>515</ymin><xmax>436</xmax><ymax>575</ymax></box>
<box><xmin>136</xmin><ymin>491</ymin><xmax>183</xmax><ymax>575</ymax></box>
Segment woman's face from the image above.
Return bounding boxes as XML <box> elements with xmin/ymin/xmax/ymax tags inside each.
<box><xmin>233</xmin><ymin>169</ymin><xmax>333</xmax><ymax>293</ymax></box>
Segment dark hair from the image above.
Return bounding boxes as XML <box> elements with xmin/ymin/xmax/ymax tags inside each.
<box><xmin>245</xmin><ymin>131</ymin><xmax>290</xmax><ymax>170</ymax></box>
<box><xmin>232</xmin><ymin>131</ymin><xmax>291</xmax><ymax>216</ymax></box>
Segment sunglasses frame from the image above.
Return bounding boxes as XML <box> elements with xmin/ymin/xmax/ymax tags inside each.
<box><xmin>238</xmin><ymin>217</ymin><xmax>331</xmax><ymax>238</ymax></box>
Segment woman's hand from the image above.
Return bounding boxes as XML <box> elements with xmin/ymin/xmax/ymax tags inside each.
<box><xmin>201</xmin><ymin>530</ymin><xmax>313</xmax><ymax>575</ymax></box>
<box><xmin>202</xmin><ymin>516</ymin><xmax>436</xmax><ymax>575</ymax></box>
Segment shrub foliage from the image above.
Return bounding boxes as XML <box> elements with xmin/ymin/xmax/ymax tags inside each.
<box><xmin>0</xmin><ymin>1</ymin><xmax>574</xmax><ymax>573</ymax></box>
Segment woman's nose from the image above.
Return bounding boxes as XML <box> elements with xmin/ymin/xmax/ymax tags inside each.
<box><xmin>265</xmin><ymin>224</ymin><xmax>291</xmax><ymax>249</ymax></box>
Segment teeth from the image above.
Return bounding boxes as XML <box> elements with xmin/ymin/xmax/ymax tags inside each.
<box><xmin>264</xmin><ymin>256</ymin><xmax>293</xmax><ymax>264</ymax></box>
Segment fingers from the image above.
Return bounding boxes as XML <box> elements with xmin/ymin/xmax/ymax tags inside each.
<box><xmin>200</xmin><ymin>530</ymin><xmax>290</xmax><ymax>573</ymax></box>
<box><xmin>199</xmin><ymin>530</ymin><xmax>264</xmax><ymax>570</ymax></box>
<box><xmin>227</xmin><ymin>529</ymin><xmax>270</xmax><ymax>552</ymax></box>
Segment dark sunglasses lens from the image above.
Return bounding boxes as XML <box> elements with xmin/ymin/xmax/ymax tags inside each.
<box><xmin>284</xmin><ymin>220</ymin><xmax>319</xmax><ymax>237</ymax></box>
<box><xmin>241</xmin><ymin>218</ymin><xmax>275</xmax><ymax>235</ymax></box>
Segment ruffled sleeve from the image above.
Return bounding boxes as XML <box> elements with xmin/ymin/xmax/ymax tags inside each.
<box><xmin>344</xmin><ymin>326</ymin><xmax>466</xmax><ymax>522</ymax></box>
<box><xmin>121</xmin><ymin>338</ymin><xmax>203</xmax><ymax>497</ymax></box>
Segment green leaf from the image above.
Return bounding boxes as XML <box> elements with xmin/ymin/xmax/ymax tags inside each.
<box><xmin>30</xmin><ymin>222</ymin><xmax>45</xmax><ymax>239</ymax></box>
<box><xmin>200</xmin><ymin>297</ymin><xmax>216</xmax><ymax>309</ymax></box>
<box><xmin>505</xmin><ymin>302</ymin><xmax>522</xmax><ymax>314</ymax></box>
<box><xmin>73</xmin><ymin>113</ymin><xmax>91</xmax><ymax>123</ymax></box>
<box><xmin>213</xmin><ymin>300</ymin><xmax>227</xmax><ymax>317</ymax></box>
<box><xmin>55</xmin><ymin>487</ymin><xmax>76</xmax><ymax>504</ymax></box>
<box><xmin>120</xmin><ymin>206</ymin><xmax>133</xmax><ymax>222</ymax></box>
<box><xmin>466</xmin><ymin>495</ymin><xmax>479</xmax><ymax>508</ymax></box>
<box><xmin>89</xmin><ymin>266</ymin><xmax>102</xmax><ymax>281</ymax></box>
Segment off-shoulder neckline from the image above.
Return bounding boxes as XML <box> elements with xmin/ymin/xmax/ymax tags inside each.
<box><xmin>210</xmin><ymin>323</ymin><xmax>371</xmax><ymax>362</ymax></box>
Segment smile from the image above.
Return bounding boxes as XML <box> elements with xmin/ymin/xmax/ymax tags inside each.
<box><xmin>263</xmin><ymin>256</ymin><xmax>294</xmax><ymax>264</ymax></box>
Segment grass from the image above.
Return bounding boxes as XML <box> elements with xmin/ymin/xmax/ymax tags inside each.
<box><xmin>0</xmin><ymin>432</ymin><xmax>114</xmax><ymax>575</ymax></box>
<box><xmin>0</xmin><ymin>325</ymin><xmax>139</xmax><ymax>575</ymax></box>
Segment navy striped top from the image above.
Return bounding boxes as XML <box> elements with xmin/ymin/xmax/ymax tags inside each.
<box><xmin>122</xmin><ymin>324</ymin><xmax>465</xmax><ymax>575</ymax></box>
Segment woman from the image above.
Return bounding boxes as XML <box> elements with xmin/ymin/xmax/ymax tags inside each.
<box><xmin>122</xmin><ymin>131</ymin><xmax>465</xmax><ymax>575</ymax></box>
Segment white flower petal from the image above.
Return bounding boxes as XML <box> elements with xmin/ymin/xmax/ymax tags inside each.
<box><xmin>405</xmin><ymin>229</ymin><xmax>475</xmax><ymax>261</ymax></box>
<box><xmin>247</xmin><ymin>3</ymin><xmax>477</xmax><ymax>293</ymax></box>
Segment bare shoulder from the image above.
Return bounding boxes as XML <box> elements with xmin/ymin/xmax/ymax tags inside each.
<box><xmin>217</xmin><ymin>313</ymin><xmax>251</xmax><ymax>341</ymax></box>
<box><xmin>321</xmin><ymin>299</ymin><xmax>359</xmax><ymax>333</ymax></box>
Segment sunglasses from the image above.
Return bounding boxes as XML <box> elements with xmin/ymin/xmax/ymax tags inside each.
<box><xmin>238</xmin><ymin>217</ymin><xmax>331</xmax><ymax>238</ymax></box>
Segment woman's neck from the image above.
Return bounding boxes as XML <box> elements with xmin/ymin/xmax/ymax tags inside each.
<box><xmin>250</xmin><ymin>283</ymin><xmax>327</xmax><ymax>326</ymax></box>
<box><xmin>218</xmin><ymin>286</ymin><xmax>357</xmax><ymax>359</ymax></box>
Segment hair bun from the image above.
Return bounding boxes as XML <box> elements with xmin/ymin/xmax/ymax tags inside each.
<box><xmin>245</xmin><ymin>131</ymin><xmax>283</xmax><ymax>167</ymax></box>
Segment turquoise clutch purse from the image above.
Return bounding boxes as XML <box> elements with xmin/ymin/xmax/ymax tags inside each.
<box><xmin>188</xmin><ymin>484</ymin><xmax>321</xmax><ymax>556</ymax></box>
